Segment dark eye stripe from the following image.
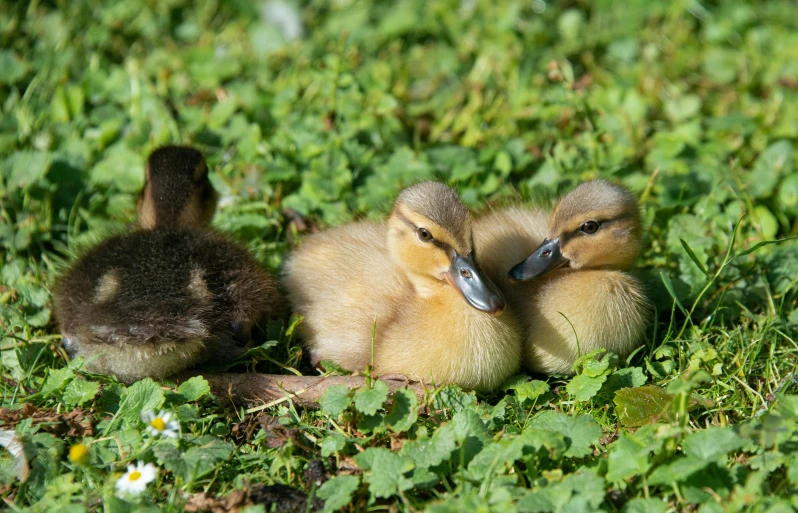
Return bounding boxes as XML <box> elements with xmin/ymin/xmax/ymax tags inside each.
<box><xmin>395</xmin><ymin>211</ymin><xmax>452</xmax><ymax>252</ymax></box>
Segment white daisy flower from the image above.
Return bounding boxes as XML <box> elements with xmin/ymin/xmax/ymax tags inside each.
<box><xmin>141</xmin><ymin>409</ymin><xmax>180</xmax><ymax>438</ymax></box>
<box><xmin>115</xmin><ymin>461</ymin><xmax>157</xmax><ymax>497</ymax></box>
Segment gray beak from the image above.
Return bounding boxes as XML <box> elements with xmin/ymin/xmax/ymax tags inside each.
<box><xmin>508</xmin><ymin>238</ymin><xmax>567</xmax><ymax>282</ymax></box>
<box><xmin>445</xmin><ymin>252</ymin><xmax>505</xmax><ymax>316</ymax></box>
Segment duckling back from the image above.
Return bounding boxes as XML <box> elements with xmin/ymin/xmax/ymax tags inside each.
<box><xmin>55</xmin><ymin>229</ymin><xmax>279</xmax><ymax>383</ymax></box>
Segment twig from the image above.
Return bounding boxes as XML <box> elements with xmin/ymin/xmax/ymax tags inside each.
<box><xmin>176</xmin><ymin>372</ymin><xmax>427</xmax><ymax>410</ymax></box>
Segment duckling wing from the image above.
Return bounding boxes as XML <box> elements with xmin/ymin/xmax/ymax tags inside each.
<box><xmin>282</xmin><ymin>221</ymin><xmax>402</xmax><ymax>370</ymax></box>
<box><xmin>523</xmin><ymin>270</ymin><xmax>651</xmax><ymax>374</ymax></box>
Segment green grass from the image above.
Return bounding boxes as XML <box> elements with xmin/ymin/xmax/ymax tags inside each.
<box><xmin>2</xmin><ymin>0</ymin><xmax>798</xmax><ymax>511</ymax></box>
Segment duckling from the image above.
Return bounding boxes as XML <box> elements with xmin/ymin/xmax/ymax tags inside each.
<box><xmin>283</xmin><ymin>182</ymin><xmax>521</xmax><ymax>391</ymax></box>
<box><xmin>474</xmin><ymin>180</ymin><xmax>650</xmax><ymax>375</ymax></box>
<box><xmin>137</xmin><ymin>145</ymin><xmax>218</xmax><ymax>230</ymax></box>
<box><xmin>54</xmin><ymin>146</ymin><xmax>280</xmax><ymax>383</ymax></box>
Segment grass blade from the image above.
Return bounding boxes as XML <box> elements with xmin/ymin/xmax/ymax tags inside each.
<box><xmin>660</xmin><ymin>271</ymin><xmax>688</xmax><ymax>316</ymax></box>
<box><xmin>733</xmin><ymin>234</ymin><xmax>798</xmax><ymax>259</ymax></box>
<box><xmin>679</xmin><ymin>238</ymin><xmax>708</xmax><ymax>276</ymax></box>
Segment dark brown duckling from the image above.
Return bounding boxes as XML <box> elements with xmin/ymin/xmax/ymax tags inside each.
<box><xmin>137</xmin><ymin>145</ymin><xmax>218</xmax><ymax>230</ymax></box>
<box><xmin>54</xmin><ymin>145</ymin><xmax>282</xmax><ymax>382</ymax></box>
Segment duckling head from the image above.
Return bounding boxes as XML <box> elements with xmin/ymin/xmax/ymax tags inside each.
<box><xmin>387</xmin><ymin>181</ymin><xmax>505</xmax><ymax>316</ymax></box>
<box><xmin>509</xmin><ymin>180</ymin><xmax>641</xmax><ymax>281</ymax></box>
<box><xmin>137</xmin><ymin>145</ymin><xmax>218</xmax><ymax>230</ymax></box>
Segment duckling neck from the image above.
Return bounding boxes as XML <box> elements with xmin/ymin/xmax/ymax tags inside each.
<box><xmin>403</xmin><ymin>272</ymin><xmax>446</xmax><ymax>299</ymax></box>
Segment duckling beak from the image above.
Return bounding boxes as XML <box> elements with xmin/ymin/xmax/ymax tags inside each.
<box><xmin>445</xmin><ymin>252</ymin><xmax>505</xmax><ymax>316</ymax></box>
<box><xmin>508</xmin><ymin>237</ymin><xmax>567</xmax><ymax>282</ymax></box>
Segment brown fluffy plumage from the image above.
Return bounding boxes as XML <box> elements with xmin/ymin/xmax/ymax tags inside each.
<box><xmin>54</xmin><ymin>145</ymin><xmax>282</xmax><ymax>382</ymax></box>
<box><xmin>54</xmin><ymin>230</ymin><xmax>280</xmax><ymax>382</ymax></box>
<box><xmin>474</xmin><ymin>180</ymin><xmax>651</xmax><ymax>375</ymax></box>
<box><xmin>137</xmin><ymin>145</ymin><xmax>218</xmax><ymax>230</ymax></box>
<box><xmin>283</xmin><ymin>181</ymin><xmax>521</xmax><ymax>391</ymax></box>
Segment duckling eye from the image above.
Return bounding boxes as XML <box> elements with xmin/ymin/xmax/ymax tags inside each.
<box><xmin>417</xmin><ymin>227</ymin><xmax>434</xmax><ymax>242</ymax></box>
<box><xmin>580</xmin><ymin>220</ymin><xmax>600</xmax><ymax>234</ymax></box>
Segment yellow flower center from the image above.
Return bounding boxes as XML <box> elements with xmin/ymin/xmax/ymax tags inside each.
<box><xmin>150</xmin><ymin>417</ymin><xmax>166</xmax><ymax>431</ymax></box>
<box><xmin>69</xmin><ymin>444</ymin><xmax>89</xmax><ymax>464</ymax></box>
<box><xmin>129</xmin><ymin>471</ymin><xmax>142</xmax><ymax>482</ymax></box>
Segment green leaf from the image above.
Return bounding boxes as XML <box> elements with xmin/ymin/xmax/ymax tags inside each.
<box><xmin>41</xmin><ymin>367</ymin><xmax>75</xmax><ymax>395</ymax></box>
<box><xmin>517</xmin><ymin>470</ymin><xmax>605</xmax><ymax>513</ymax></box>
<box><xmin>566</xmin><ymin>374</ymin><xmax>607</xmax><ymax>402</ymax></box>
<box><xmin>117</xmin><ymin>378</ymin><xmax>165</xmax><ymax>424</ymax></box>
<box><xmin>6</xmin><ymin>151</ymin><xmax>52</xmax><ymax>189</ymax></box>
<box><xmin>529</xmin><ymin>411</ymin><xmax>602</xmax><ymax>458</ymax></box>
<box><xmin>320</xmin><ymin>435</ymin><xmax>346</xmax><ymax>457</ymax></box>
<box><xmin>153</xmin><ymin>440</ymin><xmax>186</xmax><ymax>477</ymax></box>
<box><xmin>353</xmin><ymin>380</ymin><xmax>390</xmax><ymax>416</ymax></box>
<box><xmin>614</xmin><ymin>385</ymin><xmax>675</xmax><ymax>427</ymax></box>
<box><xmin>503</xmin><ymin>376</ymin><xmax>551</xmax><ymax>405</ymax></box>
<box><xmin>319</xmin><ymin>384</ymin><xmax>352</xmax><ymax>417</ymax></box>
<box><xmin>464</xmin><ymin>436</ymin><xmax>526</xmax><ymax>481</ymax></box>
<box><xmin>401</xmin><ymin>423</ymin><xmax>457</xmax><ymax>469</ymax></box>
<box><xmin>384</xmin><ymin>388</ymin><xmax>418</xmax><ymax>432</ymax></box>
<box><xmin>665</xmin><ymin>95</ymin><xmax>701</xmax><ymax>123</ymax></box>
<box><xmin>702</xmin><ymin>48</ymin><xmax>737</xmax><ymax>85</ymax></box>
<box><xmin>0</xmin><ymin>50</ymin><xmax>28</xmax><ymax>84</ymax></box>
<box><xmin>572</xmin><ymin>348</ymin><xmax>607</xmax><ymax>374</ymax></box>
<box><xmin>183</xmin><ymin>436</ymin><xmax>234</xmax><ymax>480</ymax></box>
<box><xmin>682</xmin><ymin>427</ymin><xmax>746</xmax><ymax>462</ymax></box>
<box><xmin>622</xmin><ymin>498</ymin><xmax>669</xmax><ymax>513</ymax></box>
<box><xmin>606</xmin><ymin>426</ymin><xmax>660</xmax><ymax>482</ymax></box>
<box><xmin>90</xmin><ymin>143</ymin><xmax>145</xmax><ymax>193</ymax></box>
<box><xmin>318</xmin><ymin>475</ymin><xmax>360</xmax><ymax>513</ymax></box>
<box><xmin>602</xmin><ymin>367</ymin><xmax>647</xmax><ymax>397</ymax></box>
<box><xmin>354</xmin><ymin>448</ymin><xmax>414</xmax><ymax>499</ymax></box>
<box><xmin>647</xmin><ymin>455</ymin><xmax>709</xmax><ymax>485</ymax></box>
<box><xmin>62</xmin><ymin>379</ymin><xmax>100</xmax><ymax>407</ymax></box>
<box><xmin>745</xmin><ymin>140</ymin><xmax>793</xmax><ymax>199</ymax></box>
<box><xmin>778</xmin><ymin>173</ymin><xmax>798</xmax><ymax>215</ymax></box>
<box><xmin>176</xmin><ymin>376</ymin><xmax>211</xmax><ymax>402</ymax></box>
<box><xmin>583</xmin><ymin>357</ymin><xmax>611</xmax><ymax>378</ymax></box>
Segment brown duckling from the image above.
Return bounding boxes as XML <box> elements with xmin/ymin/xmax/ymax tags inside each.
<box><xmin>54</xmin><ymin>146</ymin><xmax>281</xmax><ymax>382</ymax></box>
<box><xmin>475</xmin><ymin>180</ymin><xmax>651</xmax><ymax>375</ymax></box>
<box><xmin>283</xmin><ymin>181</ymin><xmax>521</xmax><ymax>391</ymax></box>
<box><xmin>137</xmin><ymin>145</ymin><xmax>218</xmax><ymax>230</ymax></box>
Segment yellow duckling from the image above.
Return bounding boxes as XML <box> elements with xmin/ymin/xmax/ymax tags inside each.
<box><xmin>474</xmin><ymin>180</ymin><xmax>650</xmax><ymax>375</ymax></box>
<box><xmin>283</xmin><ymin>181</ymin><xmax>521</xmax><ymax>391</ymax></box>
<box><xmin>54</xmin><ymin>146</ymin><xmax>281</xmax><ymax>383</ymax></box>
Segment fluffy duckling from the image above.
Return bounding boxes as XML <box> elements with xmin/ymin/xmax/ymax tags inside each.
<box><xmin>54</xmin><ymin>146</ymin><xmax>280</xmax><ymax>383</ymax></box>
<box><xmin>283</xmin><ymin>182</ymin><xmax>521</xmax><ymax>391</ymax></box>
<box><xmin>137</xmin><ymin>145</ymin><xmax>218</xmax><ymax>230</ymax></box>
<box><xmin>474</xmin><ymin>180</ymin><xmax>650</xmax><ymax>375</ymax></box>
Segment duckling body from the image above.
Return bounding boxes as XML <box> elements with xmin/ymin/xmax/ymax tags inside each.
<box><xmin>55</xmin><ymin>230</ymin><xmax>277</xmax><ymax>382</ymax></box>
<box><xmin>54</xmin><ymin>146</ymin><xmax>281</xmax><ymax>382</ymax></box>
<box><xmin>283</xmin><ymin>182</ymin><xmax>521</xmax><ymax>391</ymax></box>
<box><xmin>474</xmin><ymin>181</ymin><xmax>650</xmax><ymax>375</ymax></box>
